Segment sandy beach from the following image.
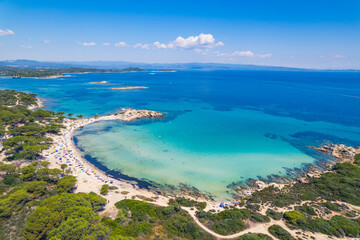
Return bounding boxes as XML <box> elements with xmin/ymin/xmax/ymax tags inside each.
<box><xmin>41</xmin><ymin>109</ymin><xmax>224</xmax><ymax>214</ymax></box>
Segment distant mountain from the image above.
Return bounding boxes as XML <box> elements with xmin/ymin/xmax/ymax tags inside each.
<box><xmin>0</xmin><ymin>59</ymin><xmax>75</xmax><ymax>68</ymax></box>
<box><xmin>0</xmin><ymin>59</ymin><xmax>359</xmax><ymax>72</ymax></box>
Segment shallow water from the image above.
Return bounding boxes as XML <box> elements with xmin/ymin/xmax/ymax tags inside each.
<box><xmin>2</xmin><ymin>71</ymin><xmax>360</xmax><ymax>198</ymax></box>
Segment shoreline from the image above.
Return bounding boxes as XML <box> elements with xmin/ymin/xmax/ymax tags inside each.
<box><xmin>41</xmin><ymin>107</ymin><xmax>359</xmax><ymax>210</ymax></box>
<box><xmin>27</xmin><ymin>97</ymin><xmax>45</xmax><ymax>110</ymax></box>
<box><xmin>72</xmin><ymin>134</ymin><xmax>153</xmax><ymax>189</ymax></box>
<box><xmin>42</xmin><ymin>108</ymin><xmax>224</xmax><ymax>211</ymax></box>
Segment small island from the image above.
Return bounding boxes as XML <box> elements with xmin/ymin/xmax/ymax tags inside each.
<box><xmin>90</xmin><ymin>81</ymin><xmax>108</xmax><ymax>84</ymax></box>
<box><xmin>111</xmin><ymin>86</ymin><xmax>149</xmax><ymax>90</ymax></box>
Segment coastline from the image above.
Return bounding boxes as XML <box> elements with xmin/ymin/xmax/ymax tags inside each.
<box><xmin>42</xmin><ymin>108</ymin><xmax>224</xmax><ymax>212</ymax></box>
<box><xmin>46</xmin><ymin>118</ymin><xmax>360</xmax><ymax>239</ymax></box>
<box><xmin>39</xmin><ymin>106</ymin><xmax>360</xmax><ymax>212</ymax></box>
<box><xmin>28</xmin><ymin>97</ymin><xmax>45</xmax><ymax>110</ymax></box>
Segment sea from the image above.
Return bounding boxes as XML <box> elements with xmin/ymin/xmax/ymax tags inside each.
<box><xmin>1</xmin><ymin>70</ymin><xmax>360</xmax><ymax>199</ymax></box>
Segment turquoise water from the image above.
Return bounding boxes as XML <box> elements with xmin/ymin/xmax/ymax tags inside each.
<box><xmin>1</xmin><ymin>71</ymin><xmax>360</xmax><ymax>198</ymax></box>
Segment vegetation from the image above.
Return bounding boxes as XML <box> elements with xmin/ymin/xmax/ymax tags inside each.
<box><xmin>57</xmin><ymin>175</ymin><xmax>77</xmax><ymax>193</ymax></box>
<box><xmin>0</xmin><ymin>66</ymin><xmax>145</xmax><ymax>78</ymax></box>
<box><xmin>283</xmin><ymin>209</ymin><xmax>360</xmax><ymax>237</ymax></box>
<box><xmin>100</xmin><ymin>184</ymin><xmax>109</xmax><ymax>195</ymax></box>
<box><xmin>295</xmin><ymin>204</ymin><xmax>316</xmax><ymax>216</ymax></box>
<box><xmin>354</xmin><ymin>153</ymin><xmax>360</xmax><ymax>165</ymax></box>
<box><xmin>248</xmin><ymin>162</ymin><xmax>360</xmax><ymax>207</ymax></box>
<box><xmin>196</xmin><ymin>208</ymin><xmax>269</xmax><ymax>235</ymax></box>
<box><xmin>103</xmin><ymin>199</ymin><xmax>214</xmax><ymax>239</ymax></box>
<box><xmin>268</xmin><ymin>225</ymin><xmax>295</xmax><ymax>240</ymax></box>
<box><xmin>236</xmin><ymin>233</ymin><xmax>273</xmax><ymax>240</ymax></box>
<box><xmin>266</xmin><ymin>208</ymin><xmax>282</xmax><ymax>220</ymax></box>
<box><xmin>24</xmin><ymin>192</ymin><xmax>108</xmax><ymax>240</ymax></box>
<box><xmin>0</xmin><ymin>160</ymin><xmax>104</xmax><ymax>239</ymax></box>
<box><xmin>170</xmin><ymin>197</ymin><xmax>207</xmax><ymax>210</ymax></box>
<box><xmin>0</xmin><ymin>89</ymin><xmax>37</xmax><ymax>107</ymax></box>
<box><xmin>0</xmin><ymin>92</ymin><xmax>63</xmax><ymax>161</ymax></box>
<box><xmin>322</xmin><ymin>201</ymin><xmax>342</xmax><ymax>212</ymax></box>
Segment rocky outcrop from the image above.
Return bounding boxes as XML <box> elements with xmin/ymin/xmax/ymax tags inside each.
<box><xmin>313</xmin><ymin>143</ymin><xmax>360</xmax><ymax>162</ymax></box>
<box><xmin>121</xmin><ymin>108</ymin><xmax>164</xmax><ymax>120</ymax></box>
<box><xmin>91</xmin><ymin>81</ymin><xmax>108</xmax><ymax>84</ymax></box>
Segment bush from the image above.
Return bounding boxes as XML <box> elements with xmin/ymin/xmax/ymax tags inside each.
<box><xmin>323</xmin><ymin>202</ymin><xmax>341</xmax><ymax>212</ymax></box>
<box><xmin>237</xmin><ymin>233</ymin><xmax>273</xmax><ymax>240</ymax></box>
<box><xmin>354</xmin><ymin>154</ymin><xmax>360</xmax><ymax>166</ymax></box>
<box><xmin>296</xmin><ymin>204</ymin><xmax>316</xmax><ymax>216</ymax></box>
<box><xmin>196</xmin><ymin>208</ymin><xmax>249</xmax><ymax>235</ymax></box>
<box><xmin>57</xmin><ymin>175</ymin><xmax>77</xmax><ymax>193</ymax></box>
<box><xmin>101</xmin><ymin>184</ymin><xmax>109</xmax><ymax>195</ymax></box>
<box><xmin>107</xmin><ymin>199</ymin><xmax>213</xmax><ymax>239</ymax></box>
<box><xmin>283</xmin><ymin>211</ymin><xmax>307</xmax><ymax>226</ymax></box>
<box><xmin>171</xmin><ymin>197</ymin><xmax>207</xmax><ymax>210</ymax></box>
<box><xmin>2</xmin><ymin>174</ymin><xmax>19</xmax><ymax>185</ymax></box>
<box><xmin>266</xmin><ymin>208</ymin><xmax>282</xmax><ymax>220</ymax></box>
<box><xmin>268</xmin><ymin>225</ymin><xmax>295</xmax><ymax>240</ymax></box>
<box><xmin>250</xmin><ymin>212</ymin><xmax>270</xmax><ymax>223</ymax></box>
<box><xmin>307</xmin><ymin>218</ymin><xmax>339</xmax><ymax>236</ymax></box>
<box><xmin>248</xmin><ymin>163</ymin><xmax>360</xmax><ymax>207</ymax></box>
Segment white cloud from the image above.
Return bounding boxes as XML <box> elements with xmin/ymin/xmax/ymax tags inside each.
<box><xmin>233</xmin><ymin>51</ymin><xmax>254</xmax><ymax>57</ymax></box>
<box><xmin>103</xmin><ymin>42</ymin><xmax>111</xmax><ymax>46</ymax></box>
<box><xmin>134</xmin><ymin>43</ymin><xmax>150</xmax><ymax>50</ymax></box>
<box><xmin>216</xmin><ymin>50</ymin><xmax>272</xmax><ymax>58</ymax></box>
<box><xmin>0</xmin><ymin>29</ymin><xmax>15</xmax><ymax>36</ymax></box>
<box><xmin>153</xmin><ymin>41</ymin><xmax>168</xmax><ymax>49</ymax></box>
<box><xmin>43</xmin><ymin>40</ymin><xmax>51</xmax><ymax>44</ymax></box>
<box><xmin>21</xmin><ymin>45</ymin><xmax>32</xmax><ymax>49</ymax></box>
<box><xmin>194</xmin><ymin>49</ymin><xmax>209</xmax><ymax>55</ymax></box>
<box><xmin>334</xmin><ymin>54</ymin><xmax>344</xmax><ymax>58</ymax></box>
<box><xmin>153</xmin><ymin>33</ymin><xmax>224</xmax><ymax>50</ymax></box>
<box><xmin>114</xmin><ymin>41</ymin><xmax>127</xmax><ymax>47</ymax></box>
<box><xmin>78</xmin><ymin>42</ymin><xmax>96</xmax><ymax>46</ymax></box>
<box><xmin>259</xmin><ymin>53</ymin><xmax>272</xmax><ymax>58</ymax></box>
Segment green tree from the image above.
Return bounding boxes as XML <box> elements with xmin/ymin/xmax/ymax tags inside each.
<box><xmin>268</xmin><ymin>225</ymin><xmax>295</xmax><ymax>240</ymax></box>
<box><xmin>31</xmin><ymin>109</ymin><xmax>52</xmax><ymax>118</ymax></box>
<box><xmin>76</xmin><ymin>114</ymin><xmax>83</xmax><ymax>119</ymax></box>
<box><xmin>0</xmin><ymin>163</ymin><xmax>17</xmax><ymax>176</ymax></box>
<box><xmin>57</xmin><ymin>175</ymin><xmax>77</xmax><ymax>193</ymax></box>
<box><xmin>20</xmin><ymin>164</ymin><xmax>36</xmax><ymax>181</ymax></box>
<box><xmin>100</xmin><ymin>184</ymin><xmax>109</xmax><ymax>195</ymax></box>
<box><xmin>26</xmin><ymin>181</ymin><xmax>47</xmax><ymax>197</ymax></box>
<box><xmin>67</xmin><ymin>113</ymin><xmax>74</xmax><ymax>118</ymax></box>
<box><xmin>23</xmin><ymin>193</ymin><xmax>107</xmax><ymax>240</ymax></box>
<box><xmin>60</xmin><ymin>164</ymin><xmax>68</xmax><ymax>174</ymax></box>
<box><xmin>37</xmin><ymin>168</ymin><xmax>61</xmax><ymax>182</ymax></box>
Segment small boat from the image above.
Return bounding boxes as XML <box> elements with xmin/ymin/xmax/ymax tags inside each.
<box><xmin>12</xmin><ymin>76</ymin><xmax>21</xmax><ymax>79</ymax></box>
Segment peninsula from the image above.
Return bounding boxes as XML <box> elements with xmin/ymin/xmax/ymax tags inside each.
<box><xmin>0</xmin><ymin>66</ymin><xmax>146</xmax><ymax>78</ymax></box>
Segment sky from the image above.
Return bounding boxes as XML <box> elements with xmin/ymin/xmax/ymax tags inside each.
<box><xmin>0</xmin><ymin>0</ymin><xmax>359</xmax><ymax>69</ymax></box>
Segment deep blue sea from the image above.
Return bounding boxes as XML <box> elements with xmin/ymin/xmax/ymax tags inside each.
<box><xmin>1</xmin><ymin>70</ymin><xmax>360</xmax><ymax>198</ymax></box>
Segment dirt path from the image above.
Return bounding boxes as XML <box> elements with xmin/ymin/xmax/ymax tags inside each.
<box><xmin>181</xmin><ymin>207</ymin><xmax>334</xmax><ymax>240</ymax></box>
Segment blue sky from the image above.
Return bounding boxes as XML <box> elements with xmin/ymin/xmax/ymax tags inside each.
<box><xmin>0</xmin><ymin>0</ymin><xmax>359</xmax><ymax>69</ymax></box>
